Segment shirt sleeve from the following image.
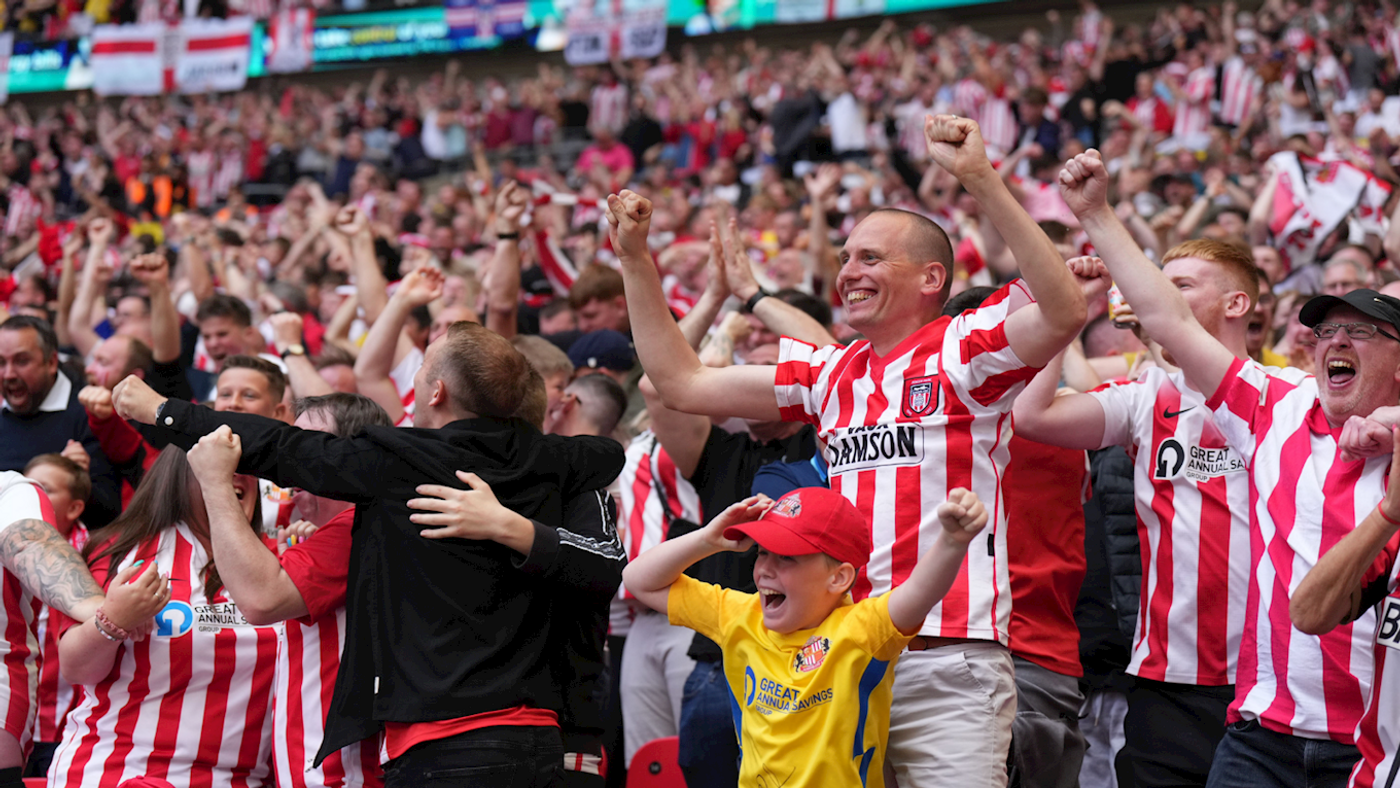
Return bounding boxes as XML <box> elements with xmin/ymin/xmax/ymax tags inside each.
<box><xmin>1353</xmin><ymin>531</ymin><xmax>1400</xmax><ymax>623</ymax></box>
<box><xmin>942</xmin><ymin>284</ymin><xmax>1041</xmax><ymax>412</ymax></box>
<box><xmin>668</xmin><ymin>574</ymin><xmax>750</xmax><ymax>645</ymax></box>
<box><xmin>1204</xmin><ymin>357</ymin><xmax>1308</xmax><ymax>464</ymax></box>
<box><xmin>0</xmin><ymin>478</ymin><xmax>55</xmax><ymax>534</ymax></box>
<box><xmin>840</xmin><ymin>593</ymin><xmax>916</xmax><ymax>662</ymax></box>
<box><xmin>280</xmin><ymin>509</ymin><xmax>355</xmax><ymax>623</ymax></box>
<box><xmin>1087</xmin><ymin>377</ymin><xmax>1150</xmax><ymax>451</ymax></box>
<box><xmin>774</xmin><ymin>337</ymin><xmax>842</xmax><ymax>425</ymax></box>
<box><xmin>514</xmin><ymin>488</ymin><xmax>626</xmax><ymax>605</ymax></box>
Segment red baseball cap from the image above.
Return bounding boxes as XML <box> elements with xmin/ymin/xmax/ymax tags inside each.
<box><xmin>724</xmin><ymin>488</ymin><xmax>871</xmax><ymax>568</ymax></box>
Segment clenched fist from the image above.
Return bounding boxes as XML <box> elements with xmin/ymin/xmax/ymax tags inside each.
<box><xmin>605</xmin><ymin>190</ymin><xmax>653</xmax><ymax>262</ymax></box>
<box><xmin>1058</xmin><ymin>150</ymin><xmax>1112</xmax><ymax>220</ymax></box>
<box><xmin>924</xmin><ymin>114</ymin><xmax>994</xmax><ymax>182</ymax></box>
<box><xmin>111</xmin><ymin>375</ymin><xmax>167</xmax><ymax>425</ymax></box>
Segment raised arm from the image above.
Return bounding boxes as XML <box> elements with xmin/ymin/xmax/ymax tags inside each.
<box><xmin>1291</xmin><ymin>431</ymin><xmax>1400</xmax><ymax>634</ymax></box>
<box><xmin>54</xmin><ymin>232</ymin><xmax>84</xmax><ymax>350</ymax></box>
<box><xmin>482</xmin><ymin>182</ymin><xmax>530</xmax><ymax>340</ymax></box>
<box><xmin>270</xmin><ymin>312</ymin><xmax>333</xmax><ymax>399</ymax></box>
<box><xmin>337</xmin><ymin>207</ymin><xmax>388</xmax><ymax>326</ymax></box>
<box><xmin>188</xmin><ymin>426</ymin><xmax>310</xmax><ymax>624</ymax></box>
<box><xmin>607</xmin><ymin>190</ymin><xmax>781</xmax><ymax>421</ymax></box>
<box><xmin>68</xmin><ymin>219</ymin><xmax>116</xmax><ymax>358</ymax></box>
<box><xmin>353</xmin><ymin>266</ymin><xmax>441</xmax><ymax>423</ymax></box>
<box><xmin>1061</xmin><ymin>150</ymin><xmax>1236</xmax><ymax>400</ymax></box>
<box><xmin>621</xmin><ymin>497</ymin><xmax>766</xmax><ymax>614</ymax></box>
<box><xmin>719</xmin><ymin>218</ymin><xmax>838</xmax><ymax>348</ymax></box>
<box><xmin>926</xmin><ymin>116</ymin><xmax>1086</xmax><ymax>367</ymax></box>
<box><xmin>129</xmin><ymin>253</ymin><xmax>181</xmax><ymax>364</ymax></box>
<box><xmin>110</xmin><ymin>375</ymin><xmax>388</xmax><ymax>502</ymax></box>
<box><xmin>676</xmin><ymin>226</ymin><xmax>731</xmax><ymax>349</ymax></box>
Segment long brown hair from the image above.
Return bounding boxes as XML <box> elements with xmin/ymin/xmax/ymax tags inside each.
<box><xmin>84</xmin><ymin>447</ymin><xmax>259</xmax><ymax>595</ymax></box>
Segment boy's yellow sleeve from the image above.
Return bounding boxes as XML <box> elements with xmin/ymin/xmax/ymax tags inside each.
<box><xmin>668</xmin><ymin>575</ymin><xmax>744</xmax><ymax>644</ymax></box>
<box><xmin>841</xmin><ymin>594</ymin><xmax>917</xmax><ymax>662</ymax></box>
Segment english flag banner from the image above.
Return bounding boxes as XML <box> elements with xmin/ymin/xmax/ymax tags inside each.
<box><xmin>90</xmin><ymin>23</ymin><xmax>166</xmax><ymax>96</ymax></box>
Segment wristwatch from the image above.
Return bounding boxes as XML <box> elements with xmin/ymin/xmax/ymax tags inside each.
<box><xmin>741</xmin><ymin>288</ymin><xmax>772</xmax><ymax>314</ymax></box>
<box><xmin>280</xmin><ymin>344</ymin><xmax>306</xmax><ymax>360</ymax></box>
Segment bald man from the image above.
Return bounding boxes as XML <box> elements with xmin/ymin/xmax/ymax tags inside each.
<box><xmin>606</xmin><ymin>115</ymin><xmax>1087</xmax><ymax>788</ymax></box>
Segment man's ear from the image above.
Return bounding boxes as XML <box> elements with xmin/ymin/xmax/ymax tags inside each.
<box><xmin>1226</xmin><ymin>291</ymin><xmax>1253</xmax><ymax>321</ymax></box>
<box><xmin>273</xmin><ymin>401</ymin><xmax>291</xmax><ymax>424</ymax></box>
<box><xmin>428</xmin><ymin>378</ymin><xmax>448</xmax><ymax>408</ymax></box>
<box><xmin>923</xmin><ymin>262</ymin><xmax>948</xmax><ymax>298</ymax></box>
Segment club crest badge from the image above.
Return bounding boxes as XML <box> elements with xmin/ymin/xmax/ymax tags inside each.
<box><xmin>771</xmin><ymin>494</ymin><xmax>802</xmax><ymax>518</ymax></box>
<box><xmin>901</xmin><ymin>375</ymin><xmax>939</xmax><ymax>418</ymax></box>
<box><xmin>793</xmin><ymin>635</ymin><xmax>831</xmax><ymax>673</ymax></box>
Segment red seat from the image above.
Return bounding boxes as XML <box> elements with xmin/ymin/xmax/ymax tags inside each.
<box><xmin>24</xmin><ymin>779</ymin><xmax>46</xmax><ymax>788</ymax></box>
<box><xmin>626</xmin><ymin>736</ymin><xmax>687</xmax><ymax>788</ymax></box>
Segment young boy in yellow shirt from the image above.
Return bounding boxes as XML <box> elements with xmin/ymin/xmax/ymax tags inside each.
<box><xmin>622</xmin><ymin>485</ymin><xmax>987</xmax><ymax>788</ymax></box>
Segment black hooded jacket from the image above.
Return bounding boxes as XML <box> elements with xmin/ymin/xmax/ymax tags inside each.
<box><xmin>155</xmin><ymin>399</ymin><xmax>625</xmax><ymax>763</ymax></box>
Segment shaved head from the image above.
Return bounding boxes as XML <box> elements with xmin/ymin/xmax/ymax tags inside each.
<box><xmin>868</xmin><ymin>208</ymin><xmax>954</xmax><ymax>298</ymax></box>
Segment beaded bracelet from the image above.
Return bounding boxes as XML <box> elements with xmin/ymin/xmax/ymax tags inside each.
<box><xmin>1379</xmin><ymin>504</ymin><xmax>1400</xmax><ymax>529</ymax></box>
<box><xmin>94</xmin><ymin>608</ymin><xmax>129</xmax><ymax>641</ymax></box>
<box><xmin>93</xmin><ymin>617</ymin><xmax>122</xmax><ymax>642</ymax></box>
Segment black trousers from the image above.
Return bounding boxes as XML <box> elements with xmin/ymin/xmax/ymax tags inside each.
<box><xmin>383</xmin><ymin>725</ymin><xmax>564</xmax><ymax>788</ymax></box>
<box><xmin>1124</xmin><ymin>678</ymin><xmax>1235</xmax><ymax>788</ymax></box>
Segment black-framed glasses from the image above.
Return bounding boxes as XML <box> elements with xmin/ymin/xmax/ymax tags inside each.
<box><xmin>1312</xmin><ymin>322</ymin><xmax>1400</xmax><ymax>343</ymax></box>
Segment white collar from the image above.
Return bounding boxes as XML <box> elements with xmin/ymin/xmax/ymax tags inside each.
<box><xmin>2</xmin><ymin>370</ymin><xmax>71</xmax><ymax>413</ymax></box>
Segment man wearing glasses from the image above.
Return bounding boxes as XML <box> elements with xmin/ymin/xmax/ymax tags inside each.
<box><xmin>1012</xmin><ymin>238</ymin><xmax>1307</xmax><ymax>788</ymax></box>
<box><xmin>1058</xmin><ymin>148</ymin><xmax>1400</xmax><ymax>788</ymax></box>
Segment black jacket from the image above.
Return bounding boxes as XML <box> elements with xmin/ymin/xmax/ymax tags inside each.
<box><xmin>156</xmin><ymin>400</ymin><xmax>625</xmax><ymax>763</ymax></box>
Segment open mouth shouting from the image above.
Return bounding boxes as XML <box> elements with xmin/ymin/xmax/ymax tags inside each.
<box><xmin>759</xmin><ymin>587</ymin><xmax>787</xmax><ymax>614</ymax></box>
<box><xmin>1325</xmin><ymin>356</ymin><xmax>1357</xmax><ymax>389</ymax></box>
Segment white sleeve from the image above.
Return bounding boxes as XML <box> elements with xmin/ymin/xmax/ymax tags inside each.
<box><xmin>0</xmin><ymin>473</ymin><xmax>52</xmax><ymax>534</ymax></box>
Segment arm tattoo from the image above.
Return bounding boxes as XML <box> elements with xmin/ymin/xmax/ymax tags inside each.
<box><xmin>0</xmin><ymin>520</ymin><xmax>105</xmax><ymax>620</ymax></box>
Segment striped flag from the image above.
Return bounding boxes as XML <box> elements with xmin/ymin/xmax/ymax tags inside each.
<box><xmin>175</xmin><ymin>17</ymin><xmax>253</xmax><ymax>94</ymax></box>
<box><xmin>90</xmin><ymin>23</ymin><xmax>166</xmax><ymax>96</ymax></box>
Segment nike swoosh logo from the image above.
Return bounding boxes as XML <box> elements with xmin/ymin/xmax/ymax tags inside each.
<box><xmin>1162</xmin><ymin>406</ymin><xmax>1195</xmax><ymax>419</ymax></box>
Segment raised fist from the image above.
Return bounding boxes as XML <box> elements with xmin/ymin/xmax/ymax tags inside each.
<box><xmin>924</xmin><ymin>114</ymin><xmax>993</xmax><ymax>182</ymax></box>
<box><xmin>269</xmin><ymin>311</ymin><xmax>305</xmax><ymax>351</ymax></box>
<box><xmin>1058</xmin><ymin>149</ymin><xmax>1111</xmax><ymax>219</ymax></box>
<box><xmin>87</xmin><ymin>217</ymin><xmax>114</xmax><ymax>246</ymax></box>
<box><xmin>128</xmin><ymin>253</ymin><xmax>170</xmax><ymax>289</ymax></box>
<box><xmin>604</xmin><ymin>190</ymin><xmax>653</xmax><ymax>261</ymax></box>
<box><xmin>78</xmin><ymin>385</ymin><xmax>115</xmax><ymax>420</ymax></box>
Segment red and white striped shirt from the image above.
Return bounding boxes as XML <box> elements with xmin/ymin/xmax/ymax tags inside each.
<box><xmin>774</xmin><ymin>283</ymin><xmax>1038</xmax><ymax>643</ymax></box>
<box><xmin>1173</xmin><ymin>67</ymin><xmax>1217</xmax><ymax>142</ymax></box>
<box><xmin>1208</xmin><ymin>358</ymin><xmax>1382</xmax><ymax>742</ymax></box>
<box><xmin>1089</xmin><ymin>366</ymin><xmax>1304</xmax><ymax>685</ymax></box>
<box><xmin>388</xmin><ymin>347</ymin><xmax>423</xmax><ymax>428</ymax></box>
<box><xmin>1219</xmin><ymin>57</ymin><xmax>1263</xmax><ymax>128</ymax></box>
<box><xmin>32</xmin><ymin>524</ymin><xmax>89</xmax><ymax>745</ymax></box>
<box><xmin>616</xmin><ymin>432</ymin><xmax>702</xmax><ymax>604</ymax></box>
<box><xmin>49</xmin><ymin>524</ymin><xmax>279</xmax><ymax>787</ymax></box>
<box><xmin>276</xmin><ymin>509</ymin><xmax>383</xmax><ymax>787</ymax></box>
<box><xmin>0</xmin><ymin>472</ymin><xmax>55</xmax><ymax>756</ymax></box>
<box><xmin>1349</xmin><ymin>537</ymin><xmax>1400</xmax><ymax>788</ymax></box>
<box><xmin>1128</xmin><ymin>95</ymin><xmax>1174</xmax><ymax>135</ymax></box>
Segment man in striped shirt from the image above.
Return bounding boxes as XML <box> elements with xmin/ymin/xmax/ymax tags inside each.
<box><xmin>606</xmin><ymin>114</ymin><xmax>1088</xmax><ymax>788</ymax></box>
<box><xmin>1014</xmin><ymin>239</ymin><xmax>1305</xmax><ymax>787</ymax></box>
<box><xmin>1060</xmin><ymin>148</ymin><xmax>1400</xmax><ymax>788</ymax></box>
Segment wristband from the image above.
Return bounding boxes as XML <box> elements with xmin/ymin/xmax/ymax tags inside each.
<box><xmin>741</xmin><ymin>288</ymin><xmax>771</xmax><ymax>314</ymax></box>
<box><xmin>1379</xmin><ymin>504</ymin><xmax>1400</xmax><ymax>528</ymax></box>
<box><xmin>496</xmin><ymin>232</ymin><xmax>520</xmax><ymax>240</ymax></box>
<box><xmin>94</xmin><ymin>608</ymin><xmax>129</xmax><ymax>641</ymax></box>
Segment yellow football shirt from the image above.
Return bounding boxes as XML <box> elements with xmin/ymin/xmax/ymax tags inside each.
<box><xmin>668</xmin><ymin>574</ymin><xmax>915</xmax><ymax>788</ymax></box>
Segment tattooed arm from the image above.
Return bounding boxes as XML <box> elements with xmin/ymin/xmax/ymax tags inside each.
<box><xmin>0</xmin><ymin>519</ymin><xmax>105</xmax><ymax>622</ymax></box>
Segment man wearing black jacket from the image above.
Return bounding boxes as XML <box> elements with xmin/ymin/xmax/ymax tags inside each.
<box><xmin>112</xmin><ymin>321</ymin><xmax>626</xmax><ymax>788</ymax></box>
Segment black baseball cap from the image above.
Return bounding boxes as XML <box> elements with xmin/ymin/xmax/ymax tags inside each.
<box><xmin>1299</xmin><ymin>289</ymin><xmax>1400</xmax><ymax>332</ymax></box>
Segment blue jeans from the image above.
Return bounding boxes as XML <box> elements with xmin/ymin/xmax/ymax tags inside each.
<box><xmin>677</xmin><ymin>660</ymin><xmax>740</xmax><ymax>788</ymax></box>
<box><xmin>383</xmin><ymin>725</ymin><xmax>564</xmax><ymax>788</ymax></box>
<box><xmin>1204</xmin><ymin>719</ymin><xmax>1359</xmax><ymax>788</ymax></box>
